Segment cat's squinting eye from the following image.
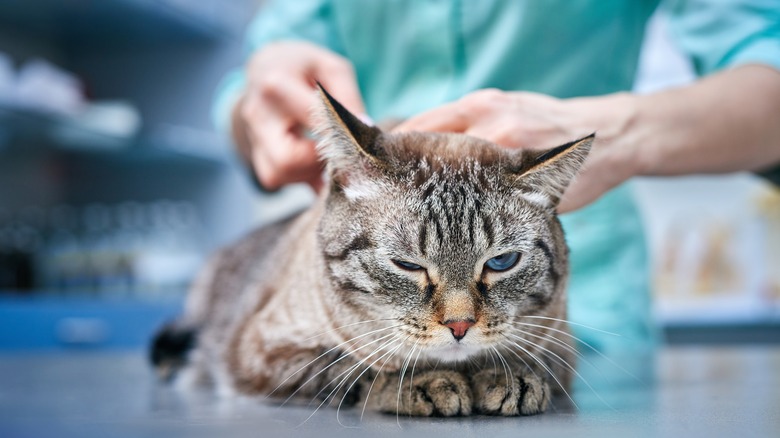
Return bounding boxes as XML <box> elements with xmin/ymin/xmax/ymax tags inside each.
<box><xmin>392</xmin><ymin>260</ymin><xmax>425</xmax><ymax>271</ymax></box>
<box><xmin>484</xmin><ymin>252</ymin><xmax>521</xmax><ymax>272</ymax></box>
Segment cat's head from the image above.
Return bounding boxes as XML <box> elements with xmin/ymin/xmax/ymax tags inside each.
<box><xmin>315</xmin><ymin>86</ymin><xmax>591</xmax><ymax>364</ymax></box>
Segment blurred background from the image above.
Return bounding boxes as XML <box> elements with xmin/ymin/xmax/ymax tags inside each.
<box><xmin>0</xmin><ymin>0</ymin><xmax>777</xmax><ymax>352</ymax></box>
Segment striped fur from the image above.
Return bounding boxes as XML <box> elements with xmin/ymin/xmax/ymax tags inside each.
<box><xmin>154</xmin><ymin>89</ymin><xmax>592</xmax><ymax>417</ymax></box>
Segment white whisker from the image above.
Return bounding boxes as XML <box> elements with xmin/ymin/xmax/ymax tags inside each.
<box><xmin>316</xmin><ymin>335</ymin><xmax>401</xmax><ymax>405</ymax></box>
<box><xmin>269</xmin><ymin>324</ymin><xmax>401</xmax><ymax>398</ymax></box>
<box><xmin>302</xmin><ymin>318</ymin><xmax>399</xmax><ymax>342</ymax></box>
<box><xmin>501</xmin><ymin>339</ymin><xmax>578</xmax><ymax>410</ymax></box>
<box><xmin>407</xmin><ymin>344</ymin><xmax>424</xmax><ymax>414</ymax></box>
<box><xmin>335</xmin><ymin>336</ymin><xmax>409</xmax><ymax>427</ymax></box>
<box><xmin>304</xmin><ymin>336</ymin><xmax>405</xmax><ymax>426</ymax></box>
<box><xmin>486</xmin><ymin>348</ymin><xmax>499</xmax><ymax>384</ymax></box>
<box><xmin>510</xmin><ymin>326</ymin><xmax>611</xmax><ymax>383</ymax></box>
<box><xmin>279</xmin><ymin>330</ymin><xmax>398</xmax><ymax>405</ymax></box>
<box><xmin>507</xmin><ymin>333</ymin><xmax>614</xmax><ymax>410</ymax></box>
<box><xmin>490</xmin><ymin>346</ymin><xmax>513</xmax><ymax>387</ymax></box>
<box><xmin>511</xmin><ymin>320</ymin><xmax>641</xmax><ymax>382</ymax></box>
<box><xmin>396</xmin><ymin>340</ymin><xmax>419</xmax><ymax>426</ymax></box>
<box><xmin>360</xmin><ymin>336</ymin><xmax>410</xmax><ymax>422</ymax></box>
<box><xmin>515</xmin><ymin>315</ymin><xmax>620</xmax><ymax>337</ymax></box>
<box><xmin>496</xmin><ymin>337</ymin><xmax>540</xmax><ymax>382</ymax></box>
<box><xmin>510</xmin><ymin>326</ymin><xmax>584</xmax><ymax>361</ymax></box>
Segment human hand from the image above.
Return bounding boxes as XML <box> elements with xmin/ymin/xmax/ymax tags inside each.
<box><xmin>234</xmin><ymin>41</ymin><xmax>366</xmax><ymax>191</ymax></box>
<box><xmin>395</xmin><ymin>89</ymin><xmax>640</xmax><ymax>213</ymax></box>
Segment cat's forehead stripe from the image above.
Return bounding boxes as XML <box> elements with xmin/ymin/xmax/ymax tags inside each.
<box><xmin>416</xmin><ymin>175</ymin><xmax>493</xmax><ymax>250</ymax></box>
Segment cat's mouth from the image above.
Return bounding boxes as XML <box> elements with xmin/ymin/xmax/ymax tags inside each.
<box><xmin>425</xmin><ymin>343</ymin><xmax>484</xmax><ymax>363</ymax></box>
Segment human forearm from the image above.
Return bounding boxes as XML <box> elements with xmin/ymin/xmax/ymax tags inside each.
<box><xmin>629</xmin><ymin>64</ymin><xmax>780</xmax><ymax>177</ymax></box>
<box><xmin>534</xmin><ymin>64</ymin><xmax>780</xmax><ymax>211</ymax></box>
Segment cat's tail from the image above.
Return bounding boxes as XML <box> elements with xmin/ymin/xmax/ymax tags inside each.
<box><xmin>149</xmin><ymin>320</ymin><xmax>199</xmax><ymax>382</ymax></box>
<box><xmin>148</xmin><ymin>251</ymin><xmax>217</xmax><ymax>383</ymax></box>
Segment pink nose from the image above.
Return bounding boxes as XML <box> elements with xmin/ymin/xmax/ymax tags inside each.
<box><xmin>443</xmin><ymin>319</ymin><xmax>475</xmax><ymax>341</ymax></box>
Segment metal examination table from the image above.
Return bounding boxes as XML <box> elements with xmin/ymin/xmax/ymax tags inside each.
<box><xmin>1</xmin><ymin>346</ymin><xmax>778</xmax><ymax>438</ymax></box>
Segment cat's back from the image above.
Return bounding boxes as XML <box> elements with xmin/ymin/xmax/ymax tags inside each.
<box><xmin>184</xmin><ymin>208</ymin><xmax>309</xmax><ymax>328</ymax></box>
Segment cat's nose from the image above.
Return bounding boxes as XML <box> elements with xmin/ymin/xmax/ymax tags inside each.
<box><xmin>443</xmin><ymin>319</ymin><xmax>475</xmax><ymax>341</ymax></box>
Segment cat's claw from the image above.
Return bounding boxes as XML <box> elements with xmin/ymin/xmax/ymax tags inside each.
<box><xmin>377</xmin><ymin>370</ymin><xmax>472</xmax><ymax>417</ymax></box>
<box><xmin>472</xmin><ymin>371</ymin><xmax>550</xmax><ymax>416</ymax></box>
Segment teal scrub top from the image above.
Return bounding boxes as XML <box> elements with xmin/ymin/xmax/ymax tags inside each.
<box><xmin>213</xmin><ymin>0</ymin><xmax>780</xmax><ymax>353</ymax></box>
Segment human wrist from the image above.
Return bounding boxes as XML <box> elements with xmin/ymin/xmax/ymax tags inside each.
<box><xmin>611</xmin><ymin>92</ymin><xmax>649</xmax><ymax>180</ymax></box>
<box><xmin>578</xmin><ymin>92</ymin><xmax>644</xmax><ymax>182</ymax></box>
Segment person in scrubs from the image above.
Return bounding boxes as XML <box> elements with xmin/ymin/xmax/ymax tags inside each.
<box><xmin>213</xmin><ymin>0</ymin><xmax>780</xmax><ymax>353</ymax></box>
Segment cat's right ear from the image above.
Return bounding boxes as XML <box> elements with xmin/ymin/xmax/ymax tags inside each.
<box><xmin>315</xmin><ymin>84</ymin><xmax>386</xmax><ymax>190</ymax></box>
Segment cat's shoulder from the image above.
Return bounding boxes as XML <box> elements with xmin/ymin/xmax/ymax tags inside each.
<box><xmin>221</xmin><ymin>209</ymin><xmax>306</xmax><ymax>261</ymax></box>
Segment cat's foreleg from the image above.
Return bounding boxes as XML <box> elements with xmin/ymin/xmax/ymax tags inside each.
<box><xmin>235</xmin><ymin>346</ymin><xmax>367</xmax><ymax>408</ymax></box>
<box><xmin>470</xmin><ymin>367</ymin><xmax>551</xmax><ymax>415</ymax></box>
<box><xmin>470</xmin><ymin>333</ymin><xmax>575</xmax><ymax>415</ymax></box>
<box><xmin>369</xmin><ymin>370</ymin><xmax>473</xmax><ymax>416</ymax></box>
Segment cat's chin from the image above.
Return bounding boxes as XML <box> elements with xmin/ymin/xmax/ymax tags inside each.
<box><xmin>425</xmin><ymin>343</ymin><xmax>484</xmax><ymax>363</ymax></box>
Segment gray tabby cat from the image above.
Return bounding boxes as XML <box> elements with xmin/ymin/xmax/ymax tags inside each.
<box><xmin>151</xmin><ymin>86</ymin><xmax>592</xmax><ymax>417</ymax></box>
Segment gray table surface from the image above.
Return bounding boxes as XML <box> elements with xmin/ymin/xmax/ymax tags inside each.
<box><xmin>0</xmin><ymin>346</ymin><xmax>778</xmax><ymax>438</ymax></box>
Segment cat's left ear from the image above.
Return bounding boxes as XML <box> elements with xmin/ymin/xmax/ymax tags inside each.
<box><xmin>509</xmin><ymin>134</ymin><xmax>593</xmax><ymax>207</ymax></box>
<box><xmin>315</xmin><ymin>84</ymin><xmax>386</xmax><ymax>186</ymax></box>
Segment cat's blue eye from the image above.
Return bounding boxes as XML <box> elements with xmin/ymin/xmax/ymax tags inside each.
<box><xmin>484</xmin><ymin>252</ymin><xmax>521</xmax><ymax>272</ymax></box>
<box><xmin>392</xmin><ymin>260</ymin><xmax>424</xmax><ymax>271</ymax></box>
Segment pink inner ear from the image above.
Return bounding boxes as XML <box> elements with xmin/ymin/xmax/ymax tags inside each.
<box><xmin>334</xmin><ymin>171</ymin><xmax>351</xmax><ymax>190</ymax></box>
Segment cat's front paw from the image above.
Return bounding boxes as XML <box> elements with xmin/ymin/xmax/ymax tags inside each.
<box><xmin>376</xmin><ymin>370</ymin><xmax>472</xmax><ymax>417</ymax></box>
<box><xmin>472</xmin><ymin>370</ymin><xmax>550</xmax><ymax>416</ymax></box>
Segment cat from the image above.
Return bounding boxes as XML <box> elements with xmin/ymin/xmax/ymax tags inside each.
<box><xmin>151</xmin><ymin>85</ymin><xmax>593</xmax><ymax>417</ymax></box>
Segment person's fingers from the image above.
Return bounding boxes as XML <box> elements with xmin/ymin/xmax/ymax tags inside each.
<box><xmin>261</xmin><ymin>70</ymin><xmax>368</xmax><ymax>132</ymax></box>
<box><xmin>260</xmin><ymin>80</ymin><xmax>320</xmax><ymax>129</ymax></box>
<box><xmin>395</xmin><ymin>102</ymin><xmax>471</xmax><ymax>133</ymax></box>
<box><xmin>247</xmin><ymin>116</ymin><xmax>322</xmax><ymax>190</ymax></box>
<box><xmin>237</xmin><ymin>41</ymin><xmax>362</xmax><ymax>192</ymax></box>
<box><xmin>244</xmin><ymin>120</ymin><xmax>284</xmax><ymax>189</ymax></box>
<box><xmin>398</xmin><ymin>89</ymin><xmax>510</xmax><ymax>133</ymax></box>
<box><xmin>464</xmin><ymin>121</ymin><xmax>519</xmax><ymax>148</ymax></box>
<box><xmin>306</xmin><ymin>173</ymin><xmax>325</xmax><ymax>193</ymax></box>
<box><xmin>250</xmin><ymin>137</ymin><xmax>322</xmax><ymax>190</ymax></box>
